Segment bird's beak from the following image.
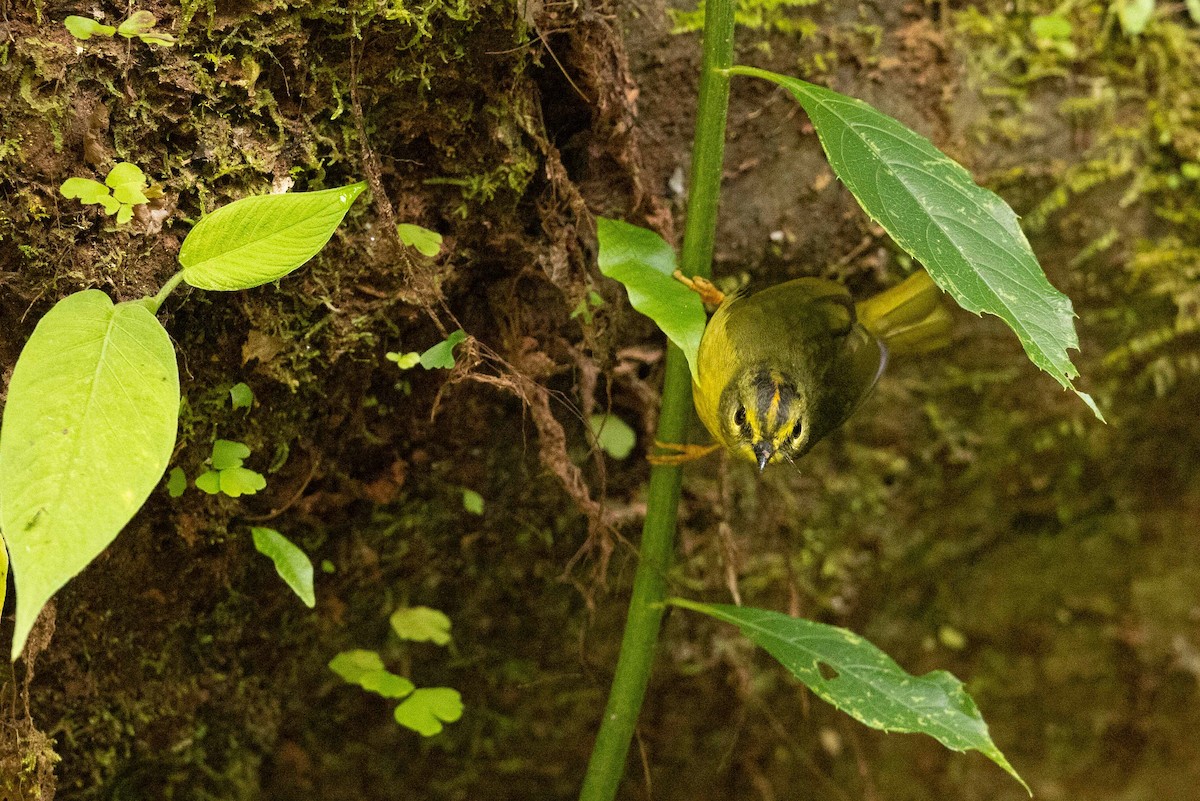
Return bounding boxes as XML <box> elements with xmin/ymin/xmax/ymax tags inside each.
<box><xmin>752</xmin><ymin>441</ymin><xmax>774</xmax><ymax>472</ymax></box>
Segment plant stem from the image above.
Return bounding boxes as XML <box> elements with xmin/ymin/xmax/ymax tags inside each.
<box><xmin>577</xmin><ymin>0</ymin><xmax>735</xmax><ymax>797</ymax></box>
<box><xmin>147</xmin><ymin>270</ymin><xmax>186</xmax><ymax>314</ymax></box>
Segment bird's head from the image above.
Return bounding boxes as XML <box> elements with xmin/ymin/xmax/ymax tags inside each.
<box><xmin>719</xmin><ymin>368</ymin><xmax>812</xmax><ymax>470</ymax></box>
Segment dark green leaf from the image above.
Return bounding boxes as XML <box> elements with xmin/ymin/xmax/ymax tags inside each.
<box><xmin>0</xmin><ymin>291</ymin><xmax>179</xmax><ymax>659</ymax></box>
<box><xmin>166</xmin><ymin>466</ymin><xmax>187</xmax><ymax>498</ymax></box>
<box><xmin>596</xmin><ymin>218</ymin><xmax>705</xmax><ymax>380</ymax></box>
<box><xmin>671</xmin><ymin>599</ymin><xmax>1028</xmax><ymax>793</ymax></box>
<box><xmin>730</xmin><ymin>68</ymin><xmax>1099</xmax><ymax>419</ymax></box>
<box><xmin>251</xmin><ymin>527</ymin><xmax>315</xmax><ymax>608</ymax></box>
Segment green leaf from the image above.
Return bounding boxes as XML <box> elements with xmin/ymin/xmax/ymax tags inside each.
<box><xmin>116</xmin><ymin>10</ymin><xmax>157</xmax><ymax>36</ymax></box>
<box><xmin>106</xmin><ymin>162</ymin><xmax>149</xmax><ymax>207</ymax></box>
<box><xmin>229</xmin><ymin>382</ymin><xmax>254</xmax><ymax>410</ymax></box>
<box><xmin>390</xmin><ymin>606</ymin><xmax>452</xmax><ymax>645</ymax></box>
<box><xmin>588</xmin><ymin>413</ymin><xmax>637</xmax><ymax>460</ymax></box>
<box><xmin>1188</xmin><ymin>0</ymin><xmax>1200</xmax><ymax>23</ymax></box>
<box><xmin>361</xmin><ymin>670</ymin><xmax>416</xmax><ymax>699</ymax></box>
<box><xmin>730</xmin><ymin>69</ymin><xmax>1099</xmax><ymax>419</ymax></box>
<box><xmin>1116</xmin><ymin>0</ymin><xmax>1155</xmax><ymax>35</ymax></box>
<box><xmin>211</xmin><ymin>439</ymin><xmax>250</xmax><ymax>470</ymax></box>
<box><xmin>393</xmin><ymin>687</ymin><xmax>463</xmax><ymax>736</ymax></box>
<box><xmin>195</xmin><ymin>470</ymin><xmax>221</xmax><ymax>494</ymax></box>
<box><xmin>596</xmin><ymin>218</ymin><xmax>705</xmax><ymax>380</ymax></box>
<box><xmin>671</xmin><ymin>599</ymin><xmax>1028</xmax><ymax>793</ymax></box>
<box><xmin>0</xmin><ymin>290</ymin><xmax>179</xmax><ymax>659</ymax></box>
<box><xmin>397</xmin><ymin>223</ymin><xmax>443</xmax><ymax>257</ymax></box>
<box><xmin>251</xmin><ymin>527</ymin><xmax>315</xmax><ymax>608</ymax></box>
<box><xmin>328</xmin><ymin>650</ymin><xmax>415</xmax><ymax>699</ymax></box>
<box><xmin>461</xmin><ymin>488</ymin><xmax>484</xmax><ymax>515</ymax></box>
<box><xmin>1030</xmin><ymin>14</ymin><xmax>1071</xmax><ymax>39</ymax></box>
<box><xmin>135</xmin><ymin>30</ymin><xmax>176</xmax><ymax>47</ymax></box>
<box><xmin>64</xmin><ymin>15</ymin><xmax>116</xmax><ymax>39</ymax></box>
<box><xmin>329</xmin><ymin>649</ymin><xmax>386</xmax><ymax>682</ymax></box>
<box><xmin>166</xmin><ymin>466</ymin><xmax>187</xmax><ymax>498</ymax></box>
<box><xmin>419</xmin><ymin>329</ymin><xmax>467</xmax><ymax>370</ymax></box>
<box><xmin>60</xmin><ymin>177</ymin><xmax>112</xmax><ymax>206</ymax></box>
<box><xmin>217</xmin><ymin>467</ymin><xmax>265</xmax><ymax>497</ymax></box>
<box><xmin>178</xmin><ymin>182</ymin><xmax>366</xmax><ymax>291</ymax></box>
<box><xmin>386</xmin><ymin>351</ymin><xmax>421</xmax><ymax>369</ymax></box>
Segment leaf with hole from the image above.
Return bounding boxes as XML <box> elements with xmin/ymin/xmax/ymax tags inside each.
<box><xmin>730</xmin><ymin>68</ymin><xmax>1099</xmax><ymax>420</ymax></box>
<box><xmin>390</xmin><ymin>606</ymin><xmax>452</xmax><ymax>646</ymax></box>
<box><xmin>178</xmin><ymin>182</ymin><xmax>366</xmax><ymax>291</ymax></box>
<box><xmin>251</xmin><ymin>527</ymin><xmax>315</xmax><ymax>608</ymax></box>
<box><xmin>670</xmin><ymin>599</ymin><xmax>1028</xmax><ymax>793</ymax></box>
<box><xmin>596</xmin><ymin>218</ymin><xmax>705</xmax><ymax>380</ymax></box>
<box><xmin>0</xmin><ymin>290</ymin><xmax>179</xmax><ymax>659</ymax></box>
<box><xmin>393</xmin><ymin>687</ymin><xmax>463</xmax><ymax>736</ymax></box>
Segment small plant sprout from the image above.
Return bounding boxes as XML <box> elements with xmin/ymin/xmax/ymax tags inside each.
<box><xmin>390</xmin><ymin>606</ymin><xmax>452</xmax><ymax>645</ymax></box>
<box><xmin>588</xmin><ymin>413</ymin><xmax>637</xmax><ymax>460</ymax></box>
<box><xmin>229</xmin><ymin>382</ymin><xmax>254</xmax><ymax>410</ymax></box>
<box><xmin>461</xmin><ymin>488</ymin><xmax>484</xmax><ymax>515</ymax></box>
<box><xmin>165</xmin><ymin>467</ymin><xmax>187</xmax><ymax>498</ymax></box>
<box><xmin>329</xmin><ymin>608</ymin><xmax>462</xmax><ymax>738</ymax></box>
<box><xmin>396</xmin><ymin>223</ymin><xmax>443</xmax><ymax>257</ymax></box>
<box><xmin>195</xmin><ymin>439</ymin><xmax>266</xmax><ymax>498</ymax></box>
<box><xmin>251</xmin><ymin>527</ymin><xmax>315</xmax><ymax>608</ymax></box>
<box><xmin>64</xmin><ymin>11</ymin><xmax>176</xmax><ymax>46</ymax></box>
<box><xmin>570</xmin><ymin>289</ymin><xmax>605</xmax><ymax>324</ymax></box>
<box><xmin>385</xmin><ymin>351</ymin><xmax>421</xmax><ymax>369</ymax></box>
<box><xmin>418</xmin><ymin>329</ymin><xmax>467</xmax><ymax>369</ymax></box>
<box><xmin>60</xmin><ymin>162</ymin><xmax>151</xmax><ymax>225</ymax></box>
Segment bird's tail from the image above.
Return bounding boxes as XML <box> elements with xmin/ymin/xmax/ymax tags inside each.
<box><xmin>855</xmin><ymin>270</ymin><xmax>953</xmax><ymax>355</ymax></box>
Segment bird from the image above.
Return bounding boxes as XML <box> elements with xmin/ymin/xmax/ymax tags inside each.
<box><xmin>673</xmin><ymin>269</ymin><xmax>952</xmax><ymax>471</ymax></box>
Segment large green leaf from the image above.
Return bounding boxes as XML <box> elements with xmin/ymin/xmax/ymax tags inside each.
<box><xmin>596</xmin><ymin>218</ymin><xmax>706</xmax><ymax>380</ymax></box>
<box><xmin>671</xmin><ymin>599</ymin><xmax>1028</xmax><ymax>793</ymax></box>
<box><xmin>178</xmin><ymin>182</ymin><xmax>366</xmax><ymax>291</ymax></box>
<box><xmin>0</xmin><ymin>290</ymin><xmax>179</xmax><ymax>659</ymax></box>
<box><xmin>730</xmin><ymin>68</ymin><xmax>1099</xmax><ymax>419</ymax></box>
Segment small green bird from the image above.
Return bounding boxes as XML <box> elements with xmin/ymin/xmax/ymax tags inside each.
<box><xmin>689</xmin><ymin>270</ymin><xmax>952</xmax><ymax>470</ymax></box>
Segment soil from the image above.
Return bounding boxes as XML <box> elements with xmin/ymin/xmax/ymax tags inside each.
<box><xmin>1</xmin><ymin>0</ymin><xmax>1199</xmax><ymax>799</ymax></box>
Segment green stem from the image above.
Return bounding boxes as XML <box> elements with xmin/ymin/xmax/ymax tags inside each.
<box><xmin>577</xmin><ymin>0</ymin><xmax>735</xmax><ymax>797</ymax></box>
<box><xmin>147</xmin><ymin>270</ymin><xmax>186</xmax><ymax>314</ymax></box>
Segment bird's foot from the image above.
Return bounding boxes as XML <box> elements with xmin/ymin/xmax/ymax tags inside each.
<box><xmin>672</xmin><ymin>270</ymin><xmax>725</xmax><ymax>306</ymax></box>
<box><xmin>648</xmin><ymin>440</ymin><xmax>722</xmax><ymax>465</ymax></box>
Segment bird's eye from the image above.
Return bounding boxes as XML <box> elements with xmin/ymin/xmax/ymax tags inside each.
<box><xmin>790</xmin><ymin>421</ymin><xmax>803</xmax><ymax>441</ymax></box>
<box><xmin>734</xmin><ymin>406</ymin><xmax>747</xmax><ymax>427</ymax></box>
